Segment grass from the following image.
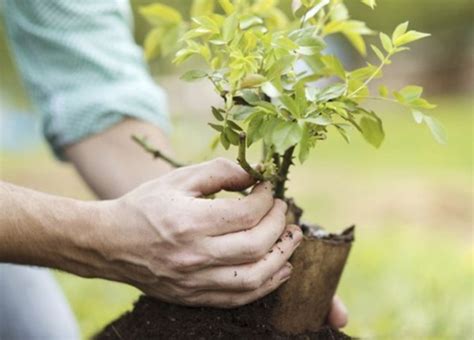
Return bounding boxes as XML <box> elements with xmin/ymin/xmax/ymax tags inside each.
<box><xmin>2</xmin><ymin>96</ymin><xmax>472</xmax><ymax>339</ymax></box>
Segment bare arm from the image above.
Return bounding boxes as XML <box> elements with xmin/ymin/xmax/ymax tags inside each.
<box><xmin>0</xmin><ymin>181</ymin><xmax>106</xmax><ymax>274</ymax></box>
<box><xmin>65</xmin><ymin>119</ymin><xmax>174</xmax><ymax>199</ymax></box>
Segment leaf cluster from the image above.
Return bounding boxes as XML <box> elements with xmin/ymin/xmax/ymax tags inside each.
<box><xmin>141</xmin><ymin>0</ymin><xmax>444</xmax><ymax>192</ymax></box>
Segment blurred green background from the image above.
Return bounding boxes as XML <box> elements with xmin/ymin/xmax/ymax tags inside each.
<box><xmin>1</xmin><ymin>0</ymin><xmax>473</xmax><ymax>339</ymax></box>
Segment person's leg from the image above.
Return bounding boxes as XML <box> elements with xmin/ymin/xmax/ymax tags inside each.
<box><xmin>0</xmin><ymin>264</ymin><xmax>80</xmax><ymax>340</ymax></box>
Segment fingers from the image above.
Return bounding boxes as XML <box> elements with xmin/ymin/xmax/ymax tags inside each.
<box><xmin>189</xmin><ymin>225</ymin><xmax>302</xmax><ymax>290</ymax></box>
<box><xmin>184</xmin><ymin>264</ymin><xmax>292</xmax><ymax>308</ymax></box>
<box><xmin>328</xmin><ymin>295</ymin><xmax>348</xmax><ymax>329</ymax></box>
<box><xmin>194</xmin><ymin>182</ymin><xmax>274</xmax><ymax>236</ymax></box>
<box><xmin>205</xmin><ymin>200</ymin><xmax>290</xmax><ymax>263</ymax></box>
<box><xmin>167</xmin><ymin>158</ymin><xmax>256</xmax><ymax>196</ymax></box>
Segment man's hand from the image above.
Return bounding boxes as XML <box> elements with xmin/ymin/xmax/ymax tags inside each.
<box><xmin>0</xmin><ymin>155</ymin><xmax>347</xmax><ymax>325</ymax></box>
<box><xmin>96</xmin><ymin>158</ymin><xmax>302</xmax><ymax>308</ymax></box>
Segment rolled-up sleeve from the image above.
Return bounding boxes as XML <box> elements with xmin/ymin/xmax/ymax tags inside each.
<box><xmin>4</xmin><ymin>0</ymin><xmax>171</xmax><ymax>158</ymax></box>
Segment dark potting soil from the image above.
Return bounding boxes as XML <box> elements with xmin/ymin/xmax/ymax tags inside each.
<box><xmin>96</xmin><ymin>294</ymin><xmax>353</xmax><ymax>340</ymax></box>
<box><xmin>97</xmin><ymin>225</ymin><xmax>355</xmax><ymax>340</ymax></box>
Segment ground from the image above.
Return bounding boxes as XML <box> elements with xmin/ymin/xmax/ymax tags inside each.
<box><xmin>1</xmin><ymin>96</ymin><xmax>472</xmax><ymax>339</ymax></box>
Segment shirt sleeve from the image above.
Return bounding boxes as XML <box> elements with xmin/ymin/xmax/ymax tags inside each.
<box><xmin>4</xmin><ymin>0</ymin><xmax>171</xmax><ymax>159</ymax></box>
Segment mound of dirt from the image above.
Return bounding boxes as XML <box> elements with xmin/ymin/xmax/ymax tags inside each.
<box><xmin>96</xmin><ymin>294</ymin><xmax>353</xmax><ymax>340</ymax></box>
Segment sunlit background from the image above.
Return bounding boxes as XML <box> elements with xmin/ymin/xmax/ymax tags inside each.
<box><xmin>1</xmin><ymin>1</ymin><xmax>473</xmax><ymax>339</ymax></box>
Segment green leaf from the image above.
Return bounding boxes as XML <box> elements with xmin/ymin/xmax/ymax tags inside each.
<box><xmin>298</xmin><ymin>123</ymin><xmax>312</xmax><ymax>163</ymax></box>
<box><xmin>360</xmin><ymin>116</ymin><xmax>384</xmax><ymax>148</ymax></box>
<box><xmin>344</xmin><ymin>32</ymin><xmax>366</xmax><ymax>56</ymax></box>
<box><xmin>380</xmin><ymin>33</ymin><xmax>393</xmax><ymax>53</ymax></box>
<box><xmin>173</xmin><ymin>47</ymin><xmax>197</xmax><ymax>64</ymax></box>
<box><xmin>220</xmin><ymin>132</ymin><xmax>230</xmax><ymax>149</ymax></box>
<box><xmin>222</xmin><ymin>12</ymin><xmax>239</xmax><ymax>42</ymax></box>
<box><xmin>331</xmin><ymin>3</ymin><xmax>349</xmax><ymax>21</ymax></box>
<box><xmin>266</xmin><ymin>55</ymin><xmax>295</xmax><ymax>80</ymax></box>
<box><xmin>218</xmin><ymin>0</ymin><xmax>235</xmax><ymax>14</ymax></box>
<box><xmin>143</xmin><ymin>28</ymin><xmax>164</xmax><ymax>60</ymax></box>
<box><xmin>295</xmin><ymin>82</ymin><xmax>307</xmax><ymax>116</ymax></box>
<box><xmin>233</xmin><ymin>106</ymin><xmax>257</xmax><ymax>121</ymax></box>
<box><xmin>324</xmin><ymin>20</ymin><xmax>374</xmax><ymax>36</ymax></box>
<box><xmin>411</xmin><ymin>109</ymin><xmax>424</xmax><ymax>124</ymax></box>
<box><xmin>191</xmin><ymin>0</ymin><xmax>215</xmax><ymax>17</ymax></box>
<box><xmin>209</xmin><ymin>134</ymin><xmax>220</xmax><ymax>151</ymax></box>
<box><xmin>371</xmin><ymin>44</ymin><xmax>385</xmax><ymax>62</ymax></box>
<box><xmin>227</xmin><ymin>120</ymin><xmax>243</xmax><ymax>131</ymax></box>
<box><xmin>280</xmin><ymin>95</ymin><xmax>299</xmax><ymax>117</ymax></box>
<box><xmin>301</xmin><ymin>0</ymin><xmax>330</xmax><ymax>23</ymax></box>
<box><xmin>246</xmin><ymin>114</ymin><xmax>265</xmax><ymax>145</ymax></box>
<box><xmin>392</xmin><ymin>21</ymin><xmax>409</xmax><ymax>42</ymax></box>
<box><xmin>211</xmin><ymin>106</ymin><xmax>224</xmax><ymax>121</ymax></box>
<box><xmin>334</xmin><ymin>124</ymin><xmax>351</xmax><ymax>143</ymax></box>
<box><xmin>378</xmin><ymin>85</ymin><xmax>389</xmax><ymax>97</ymax></box>
<box><xmin>241</xmin><ymin>74</ymin><xmax>267</xmax><ymax>88</ymax></box>
<box><xmin>411</xmin><ymin>98</ymin><xmax>436</xmax><ymax>109</ymax></box>
<box><xmin>240</xmin><ymin>90</ymin><xmax>261</xmax><ymax>105</ymax></box>
<box><xmin>423</xmin><ymin>116</ymin><xmax>447</xmax><ymax>144</ymax></box>
<box><xmin>272</xmin><ymin>121</ymin><xmax>303</xmax><ymax>153</ymax></box>
<box><xmin>398</xmin><ymin>85</ymin><xmax>423</xmax><ymax>102</ymax></box>
<box><xmin>316</xmin><ymin>83</ymin><xmax>346</xmax><ymax>102</ymax></box>
<box><xmin>209</xmin><ymin>123</ymin><xmax>224</xmax><ymax>132</ymax></box>
<box><xmin>263</xmin><ymin>117</ymin><xmax>281</xmax><ymax>145</ymax></box>
<box><xmin>394</xmin><ymin>30</ymin><xmax>430</xmax><ymax>46</ymax></box>
<box><xmin>321</xmin><ymin>55</ymin><xmax>346</xmax><ymax>80</ymax></box>
<box><xmin>140</xmin><ymin>4</ymin><xmax>182</xmax><ymax>25</ymax></box>
<box><xmin>305</xmin><ymin>115</ymin><xmax>332</xmax><ymax>126</ymax></box>
<box><xmin>361</xmin><ymin>0</ymin><xmax>376</xmax><ymax>9</ymax></box>
<box><xmin>261</xmin><ymin>82</ymin><xmax>281</xmax><ymax>98</ymax></box>
<box><xmin>350</xmin><ymin>65</ymin><xmax>378</xmax><ymax>81</ymax></box>
<box><xmin>240</xmin><ymin>15</ymin><xmax>264</xmax><ymax>30</ymax></box>
<box><xmin>224</xmin><ymin>126</ymin><xmax>240</xmax><ymax>145</ymax></box>
<box><xmin>180</xmin><ymin>69</ymin><xmax>208</xmax><ymax>82</ymax></box>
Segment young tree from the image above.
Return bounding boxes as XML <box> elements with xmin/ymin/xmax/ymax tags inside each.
<box><xmin>133</xmin><ymin>0</ymin><xmax>444</xmax><ymax>334</ymax></box>
<box><xmin>138</xmin><ymin>0</ymin><xmax>443</xmax><ymax>210</ymax></box>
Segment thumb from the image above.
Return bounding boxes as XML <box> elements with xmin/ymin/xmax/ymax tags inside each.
<box><xmin>170</xmin><ymin>158</ymin><xmax>257</xmax><ymax>196</ymax></box>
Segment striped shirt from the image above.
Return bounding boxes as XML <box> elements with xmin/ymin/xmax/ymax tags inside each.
<box><xmin>4</xmin><ymin>0</ymin><xmax>170</xmax><ymax>158</ymax></box>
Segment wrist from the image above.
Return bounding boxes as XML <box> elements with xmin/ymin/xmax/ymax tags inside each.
<box><xmin>52</xmin><ymin>198</ymin><xmax>120</xmax><ymax>279</ymax></box>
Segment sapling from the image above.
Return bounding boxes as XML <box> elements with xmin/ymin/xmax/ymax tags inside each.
<box><xmin>138</xmin><ymin>0</ymin><xmax>442</xmax><ymax>203</ymax></box>
<box><xmin>132</xmin><ymin>0</ymin><xmax>443</xmax><ymax>334</ymax></box>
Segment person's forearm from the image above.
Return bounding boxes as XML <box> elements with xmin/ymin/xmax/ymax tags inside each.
<box><xmin>0</xmin><ymin>181</ymin><xmax>109</xmax><ymax>276</ymax></box>
<box><xmin>65</xmin><ymin>118</ymin><xmax>174</xmax><ymax>199</ymax></box>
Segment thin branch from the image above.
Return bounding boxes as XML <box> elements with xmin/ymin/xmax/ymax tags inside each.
<box><xmin>237</xmin><ymin>132</ymin><xmax>265</xmax><ymax>181</ymax></box>
<box><xmin>274</xmin><ymin>146</ymin><xmax>295</xmax><ymax>199</ymax></box>
<box><xmin>132</xmin><ymin>135</ymin><xmax>184</xmax><ymax>168</ymax></box>
<box><xmin>349</xmin><ymin>52</ymin><xmax>394</xmax><ymax>98</ymax></box>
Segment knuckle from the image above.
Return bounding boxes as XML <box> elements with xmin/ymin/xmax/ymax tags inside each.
<box><xmin>239</xmin><ymin>211</ymin><xmax>259</xmax><ymax>227</ymax></box>
<box><xmin>178</xmin><ymin>279</ymin><xmax>200</xmax><ymax>290</ymax></box>
<box><xmin>167</xmin><ymin>253</ymin><xmax>208</xmax><ymax>272</ymax></box>
<box><xmin>213</xmin><ymin>157</ymin><xmax>234</xmax><ymax>170</ymax></box>
<box><xmin>244</xmin><ymin>242</ymin><xmax>266</xmax><ymax>260</ymax></box>
<box><xmin>168</xmin><ymin>219</ymin><xmax>198</xmax><ymax>240</ymax></box>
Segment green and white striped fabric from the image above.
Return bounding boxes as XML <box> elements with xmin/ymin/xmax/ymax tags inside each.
<box><xmin>4</xmin><ymin>0</ymin><xmax>170</xmax><ymax>158</ymax></box>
